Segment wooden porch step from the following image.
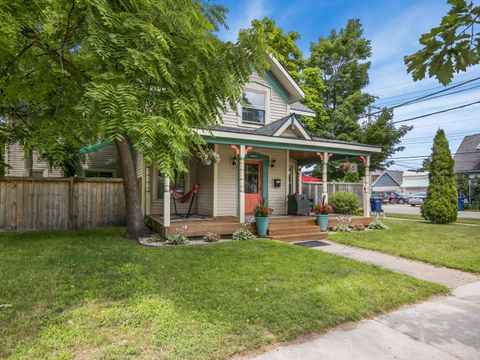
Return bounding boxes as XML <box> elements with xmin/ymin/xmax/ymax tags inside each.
<box><xmin>269</xmin><ymin>225</ymin><xmax>321</xmax><ymax>236</ymax></box>
<box><xmin>273</xmin><ymin>232</ymin><xmax>328</xmax><ymax>242</ymax></box>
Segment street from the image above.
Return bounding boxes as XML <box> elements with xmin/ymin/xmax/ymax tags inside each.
<box><xmin>383</xmin><ymin>204</ymin><xmax>480</xmax><ymax>219</ymax></box>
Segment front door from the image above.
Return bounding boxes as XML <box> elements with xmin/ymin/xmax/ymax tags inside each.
<box><xmin>245</xmin><ymin>160</ymin><xmax>262</xmax><ymax>214</ymax></box>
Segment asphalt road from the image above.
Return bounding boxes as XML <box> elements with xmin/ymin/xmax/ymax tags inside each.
<box><xmin>383</xmin><ymin>204</ymin><xmax>480</xmax><ymax>219</ymax></box>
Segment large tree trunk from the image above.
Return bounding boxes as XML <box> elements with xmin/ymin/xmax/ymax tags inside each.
<box><xmin>24</xmin><ymin>147</ymin><xmax>33</xmax><ymax>177</ymax></box>
<box><xmin>115</xmin><ymin>135</ymin><xmax>147</xmax><ymax>239</ymax></box>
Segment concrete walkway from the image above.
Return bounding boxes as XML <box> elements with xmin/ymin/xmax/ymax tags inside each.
<box><xmin>319</xmin><ymin>240</ymin><xmax>479</xmax><ymax>289</ymax></box>
<box><xmin>249</xmin><ymin>241</ymin><xmax>480</xmax><ymax>360</ymax></box>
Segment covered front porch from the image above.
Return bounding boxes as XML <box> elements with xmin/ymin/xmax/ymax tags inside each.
<box><xmin>144</xmin><ymin>116</ymin><xmax>382</xmax><ymax>238</ymax></box>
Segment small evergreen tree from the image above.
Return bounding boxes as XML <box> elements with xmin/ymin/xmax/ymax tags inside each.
<box><xmin>421</xmin><ymin>129</ymin><xmax>457</xmax><ymax>223</ymax></box>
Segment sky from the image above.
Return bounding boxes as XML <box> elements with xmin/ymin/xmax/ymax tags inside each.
<box><xmin>215</xmin><ymin>0</ymin><xmax>480</xmax><ymax>171</ymax></box>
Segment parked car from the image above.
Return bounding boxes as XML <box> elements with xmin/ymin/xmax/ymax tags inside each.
<box><xmin>371</xmin><ymin>191</ymin><xmax>389</xmax><ymax>204</ymax></box>
<box><xmin>408</xmin><ymin>192</ymin><xmax>427</xmax><ymax>206</ymax></box>
<box><xmin>387</xmin><ymin>191</ymin><xmax>409</xmax><ymax>204</ymax></box>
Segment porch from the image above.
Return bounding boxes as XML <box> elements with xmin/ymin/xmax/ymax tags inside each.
<box><xmin>148</xmin><ymin>214</ymin><xmax>373</xmax><ymax>241</ymax></box>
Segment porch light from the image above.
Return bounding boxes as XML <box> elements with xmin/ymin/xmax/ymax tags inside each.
<box><xmin>270</xmin><ymin>159</ymin><xmax>276</xmax><ymax>168</ymax></box>
<box><xmin>231</xmin><ymin>156</ymin><xmax>237</xmax><ymax>167</ymax></box>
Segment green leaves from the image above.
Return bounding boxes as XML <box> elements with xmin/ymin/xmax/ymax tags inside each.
<box><xmin>421</xmin><ymin>129</ymin><xmax>458</xmax><ymax>224</ymax></box>
<box><xmin>0</xmin><ymin>0</ymin><xmax>269</xmax><ymax>179</ymax></box>
<box><xmin>405</xmin><ymin>0</ymin><xmax>480</xmax><ymax>85</ymax></box>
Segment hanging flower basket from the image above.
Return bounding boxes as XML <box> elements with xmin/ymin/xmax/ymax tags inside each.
<box><xmin>197</xmin><ymin>149</ymin><xmax>220</xmax><ymax>165</ymax></box>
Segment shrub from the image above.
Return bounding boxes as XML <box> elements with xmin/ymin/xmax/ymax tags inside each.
<box><xmin>203</xmin><ymin>232</ymin><xmax>221</xmax><ymax>242</ymax></box>
<box><xmin>144</xmin><ymin>233</ymin><xmax>164</xmax><ymax>243</ymax></box>
<box><xmin>233</xmin><ymin>226</ymin><xmax>255</xmax><ymax>241</ymax></box>
<box><xmin>165</xmin><ymin>229</ymin><xmax>189</xmax><ymax>245</ymax></box>
<box><xmin>332</xmin><ymin>223</ymin><xmax>352</xmax><ymax>232</ymax></box>
<box><xmin>368</xmin><ymin>219</ymin><xmax>388</xmax><ymax>230</ymax></box>
<box><xmin>329</xmin><ymin>191</ymin><xmax>359</xmax><ymax>215</ymax></box>
<box><xmin>421</xmin><ymin>129</ymin><xmax>457</xmax><ymax>224</ymax></box>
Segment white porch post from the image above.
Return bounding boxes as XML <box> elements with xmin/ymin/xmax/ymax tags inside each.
<box><xmin>363</xmin><ymin>156</ymin><xmax>371</xmax><ymax>217</ymax></box>
<box><xmin>297</xmin><ymin>166</ymin><xmax>302</xmax><ymax>194</ymax></box>
<box><xmin>322</xmin><ymin>151</ymin><xmax>329</xmax><ymax>202</ymax></box>
<box><xmin>163</xmin><ymin>174</ymin><xmax>170</xmax><ymax>227</ymax></box>
<box><xmin>238</xmin><ymin>145</ymin><xmax>246</xmax><ymax>224</ymax></box>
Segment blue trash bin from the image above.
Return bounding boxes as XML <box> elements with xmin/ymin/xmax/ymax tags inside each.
<box><xmin>458</xmin><ymin>196</ymin><xmax>465</xmax><ymax>211</ymax></box>
<box><xmin>370</xmin><ymin>198</ymin><xmax>382</xmax><ymax>212</ymax></box>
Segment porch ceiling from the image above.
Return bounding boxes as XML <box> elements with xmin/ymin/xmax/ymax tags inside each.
<box><xmin>290</xmin><ymin>150</ymin><xmax>365</xmax><ymax>166</ymax></box>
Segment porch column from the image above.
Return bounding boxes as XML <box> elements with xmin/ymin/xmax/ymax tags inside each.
<box><xmin>297</xmin><ymin>166</ymin><xmax>302</xmax><ymax>194</ymax></box>
<box><xmin>163</xmin><ymin>175</ymin><xmax>170</xmax><ymax>227</ymax></box>
<box><xmin>238</xmin><ymin>145</ymin><xmax>246</xmax><ymax>224</ymax></box>
<box><xmin>363</xmin><ymin>156</ymin><xmax>371</xmax><ymax>217</ymax></box>
<box><xmin>322</xmin><ymin>151</ymin><xmax>328</xmax><ymax>202</ymax></box>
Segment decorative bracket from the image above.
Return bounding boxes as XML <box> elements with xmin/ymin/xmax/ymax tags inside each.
<box><xmin>316</xmin><ymin>152</ymin><xmax>333</xmax><ymax>161</ymax></box>
<box><xmin>230</xmin><ymin>144</ymin><xmax>240</xmax><ymax>156</ymax></box>
<box><xmin>231</xmin><ymin>144</ymin><xmax>254</xmax><ymax>157</ymax></box>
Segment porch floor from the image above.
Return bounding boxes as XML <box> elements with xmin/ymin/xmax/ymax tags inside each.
<box><xmin>148</xmin><ymin>214</ymin><xmax>373</xmax><ymax>240</ymax></box>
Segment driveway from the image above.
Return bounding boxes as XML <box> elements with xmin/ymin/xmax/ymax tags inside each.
<box><xmin>383</xmin><ymin>204</ymin><xmax>480</xmax><ymax>218</ymax></box>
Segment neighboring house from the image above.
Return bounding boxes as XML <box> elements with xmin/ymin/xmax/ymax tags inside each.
<box><xmin>138</xmin><ymin>55</ymin><xmax>382</xmax><ymax>233</ymax></box>
<box><xmin>3</xmin><ymin>142</ymin><xmax>122</xmax><ymax>178</ymax></box>
<box><xmin>371</xmin><ymin>170</ymin><xmax>403</xmax><ymax>192</ymax></box>
<box><xmin>401</xmin><ymin>171</ymin><xmax>429</xmax><ymax>194</ymax></box>
<box><xmin>454</xmin><ymin>133</ymin><xmax>480</xmax><ymax>178</ymax></box>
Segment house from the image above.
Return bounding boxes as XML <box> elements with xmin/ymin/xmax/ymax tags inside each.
<box><xmin>454</xmin><ymin>133</ymin><xmax>480</xmax><ymax>178</ymax></box>
<box><xmin>2</xmin><ymin>55</ymin><xmax>381</xmax><ymax>238</ymax></box>
<box><xmin>401</xmin><ymin>171</ymin><xmax>429</xmax><ymax>194</ymax></box>
<box><xmin>371</xmin><ymin>170</ymin><xmax>403</xmax><ymax>192</ymax></box>
<box><xmin>140</xmin><ymin>55</ymin><xmax>381</xmax><ymax>237</ymax></box>
<box><xmin>3</xmin><ymin>142</ymin><xmax>122</xmax><ymax>178</ymax></box>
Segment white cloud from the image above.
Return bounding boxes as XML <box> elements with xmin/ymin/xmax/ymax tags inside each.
<box><xmin>220</xmin><ymin>0</ymin><xmax>268</xmax><ymax>42</ymax></box>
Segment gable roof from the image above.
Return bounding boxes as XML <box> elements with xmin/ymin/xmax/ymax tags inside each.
<box><xmin>267</xmin><ymin>55</ymin><xmax>304</xmax><ymax>103</ymax></box>
<box><xmin>454</xmin><ymin>133</ymin><xmax>480</xmax><ymax>173</ymax></box>
<box><xmin>372</xmin><ymin>170</ymin><xmax>403</xmax><ymax>187</ymax></box>
<box><xmin>290</xmin><ymin>102</ymin><xmax>316</xmax><ymax>116</ymax></box>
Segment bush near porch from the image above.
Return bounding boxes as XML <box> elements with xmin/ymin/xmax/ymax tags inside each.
<box><xmin>0</xmin><ymin>228</ymin><xmax>445</xmax><ymax>359</ymax></box>
<box><xmin>329</xmin><ymin>219</ymin><xmax>480</xmax><ymax>273</ymax></box>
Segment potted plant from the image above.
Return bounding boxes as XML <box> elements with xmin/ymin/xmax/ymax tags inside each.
<box><xmin>253</xmin><ymin>203</ymin><xmax>273</xmax><ymax>236</ymax></box>
<box><xmin>198</xmin><ymin>149</ymin><xmax>220</xmax><ymax>165</ymax></box>
<box><xmin>313</xmin><ymin>195</ymin><xmax>332</xmax><ymax>232</ymax></box>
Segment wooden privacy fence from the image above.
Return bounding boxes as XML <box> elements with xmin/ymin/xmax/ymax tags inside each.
<box><xmin>302</xmin><ymin>181</ymin><xmax>364</xmax><ymax>206</ymax></box>
<box><xmin>0</xmin><ymin>177</ymin><xmax>126</xmax><ymax>232</ymax></box>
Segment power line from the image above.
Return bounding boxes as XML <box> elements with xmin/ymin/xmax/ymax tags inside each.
<box><xmin>411</xmin><ymin>116</ymin><xmax>479</xmax><ymax>129</ymax></box>
<box><xmin>388</xmin><ymin>150</ymin><xmax>480</xmax><ymax>160</ymax></box>
<box><xmin>363</xmin><ymin>76</ymin><xmax>480</xmax><ymax>119</ymax></box>
<box><xmin>376</xmin><ymin>83</ymin><xmax>480</xmax><ymax>108</ymax></box>
<box><xmin>392</xmin><ymin>100</ymin><xmax>480</xmax><ymax>124</ymax></box>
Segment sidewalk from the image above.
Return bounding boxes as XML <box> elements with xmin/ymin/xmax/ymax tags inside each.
<box><xmin>249</xmin><ymin>241</ymin><xmax>480</xmax><ymax>360</ymax></box>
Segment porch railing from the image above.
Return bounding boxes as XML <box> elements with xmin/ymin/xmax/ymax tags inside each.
<box><xmin>302</xmin><ymin>181</ymin><xmax>364</xmax><ymax>207</ymax></box>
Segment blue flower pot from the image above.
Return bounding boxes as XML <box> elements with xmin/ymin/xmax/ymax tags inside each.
<box><xmin>316</xmin><ymin>214</ymin><xmax>329</xmax><ymax>232</ymax></box>
<box><xmin>255</xmin><ymin>216</ymin><xmax>270</xmax><ymax>236</ymax></box>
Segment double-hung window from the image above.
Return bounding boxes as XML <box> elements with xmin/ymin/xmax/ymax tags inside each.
<box><xmin>157</xmin><ymin>171</ymin><xmax>186</xmax><ymax>200</ymax></box>
<box><xmin>242</xmin><ymin>90</ymin><xmax>266</xmax><ymax>124</ymax></box>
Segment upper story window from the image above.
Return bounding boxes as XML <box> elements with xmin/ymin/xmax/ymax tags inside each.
<box><xmin>242</xmin><ymin>90</ymin><xmax>265</xmax><ymax>124</ymax></box>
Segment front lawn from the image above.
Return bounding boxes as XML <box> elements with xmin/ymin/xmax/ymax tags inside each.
<box><xmin>386</xmin><ymin>212</ymin><xmax>480</xmax><ymax>225</ymax></box>
<box><xmin>0</xmin><ymin>228</ymin><xmax>445</xmax><ymax>359</ymax></box>
<box><xmin>330</xmin><ymin>219</ymin><xmax>480</xmax><ymax>273</ymax></box>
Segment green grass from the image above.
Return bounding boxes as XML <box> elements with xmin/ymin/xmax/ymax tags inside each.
<box><xmin>385</xmin><ymin>212</ymin><xmax>480</xmax><ymax>225</ymax></box>
<box><xmin>0</xmin><ymin>228</ymin><xmax>445</xmax><ymax>360</ymax></box>
<box><xmin>330</xmin><ymin>219</ymin><xmax>480</xmax><ymax>273</ymax></box>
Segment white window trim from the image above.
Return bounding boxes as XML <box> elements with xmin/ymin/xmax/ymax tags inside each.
<box><xmin>238</xmin><ymin>83</ymin><xmax>271</xmax><ymax>127</ymax></box>
<box><xmin>83</xmin><ymin>168</ymin><xmax>116</xmax><ymax>177</ymax></box>
<box><xmin>151</xmin><ymin>162</ymin><xmax>190</xmax><ymax>202</ymax></box>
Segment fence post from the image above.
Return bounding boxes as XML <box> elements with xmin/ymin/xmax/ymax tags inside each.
<box><xmin>68</xmin><ymin>177</ymin><xmax>75</xmax><ymax>229</ymax></box>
